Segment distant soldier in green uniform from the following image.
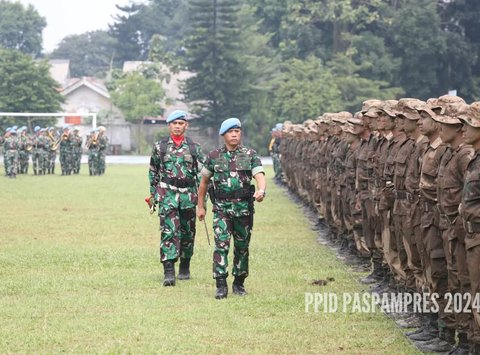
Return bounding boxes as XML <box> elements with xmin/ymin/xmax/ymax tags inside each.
<box><xmin>4</xmin><ymin>128</ymin><xmax>19</xmax><ymax>178</ymax></box>
<box><xmin>59</xmin><ymin>126</ymin><xmax>73</xmax><ymax>175</ymax></box>
<box><xmin>71</xmin><ymin>127</ymin><xmax>82</xmax><ymax>174</ymax></box>
<box><xmin>97</xmin><ymin>126</ymin><xmax>108</xmax><ymax>175</ymax></box>
<box><xmin>149</xmin><ymin>110</ymin><xmax>204</xmax><ymax>286</ymax></box>
<box><xmin>197</xmin><ymin>118</ymin><xmax>266</xmax><ymax>299</ymax></box>
<box><xmin>17</xmin><ymin>127</ymin><xmax>30</xmax><ymax>174</ymax></box>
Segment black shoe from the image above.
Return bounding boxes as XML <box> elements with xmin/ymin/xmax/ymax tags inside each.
<box><xmin>177</xmin><ymin>258</ymin><xmax>190</xmax><ymax>280</ymax></box>
<box><xmin>448</xmin><ymin>333</ymin><xmax>469</xmax><ymax>355</ymax></box>
<box><xmin>415</xmin><ymin>337</ymin><xmax>453</xmax><ymax>353</ymax></box>
<box><xmin>232</xmin><ymin>275</ymin><xmax>247</xmax><ymax>296</ymax></box>
<box><xmin>409</xmin><ymin>327</ymin><xmax>438</xmax><ymax>341</ymax></box>
<box><xmin>215</xmin><ymin>277</ymin><xmax>228</xmax><ymax>299</ymax></box>
<box><xmin>162</xmin><ymin>261</ymin><xmax>176</xmax><ymax>286</ymax></box>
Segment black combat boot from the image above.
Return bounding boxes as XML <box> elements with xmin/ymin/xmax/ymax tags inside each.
<box><xmin>359</xmin><ymin>259</ymin><xmax>383</xmax><ymax>284</ymax></box>
<box><xmin>449</xmin><ymin>332</ymin><xmax>469</xmax><ymax>355</ymax></box>
<box><xmin>416</xmin><ymin>327</ymin><xmax>455</xmax><ymax>353</ymax></box>
<box><xmin>162</xmin><ymin>261</ymin><xmax>176</xmax><ymax>287</ymax></box>
<box><xmin>232</xmin><ymin>275</ymin><xmax>247</xmax><ymax>296</ymax></box>
<box><xmin>177</xmin><ymin>258</ymin><xmax>191</xmax><ymax>280</ymax></box>
<box><xmin>215</xmin><ymin>277</ymin><xmax>228</xmax><ymax>299</ymax></box>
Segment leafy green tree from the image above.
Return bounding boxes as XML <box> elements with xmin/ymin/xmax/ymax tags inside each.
<box><xmin>110</xmin><ymin>71</ymin><xmax>165</xmax><ymax>123</ymax></box>
<box><xmin>326</xmin><ymin>53</ymin><xmax>404</xmax><ymax>112</ymax></box>
<box><xmin>273</xmin><ymin>56</ymin><xmax>342</xmax><ymax>122</ymax></box>
<box><xmin>109</xmin><ymin>69</ymin><xmax>166</xmax><ymax>153</ymax></box>
<box><xmin>109</xmin><ymin>0</ymin><xmax>190</xmax><ymax>65</ymax></box>
<box><xmin>0</xmin><ymin>0</ymin><xmax>46</xmax><ymax>56</ymax></box>
<box><xmin>50</xmin><ymin>30</ymin><xmax>117</xmax><ymax>78</ymax></box>
<box><xmin>183</xmin><ymin>0</ymin><xmax>252</xmax><ymax>129</ymax></box>
<box><xmin>0</xmin><ymin>48</ymin><xmax>64</xmax><ymax>129</ymax></box>
<box><xmin>387</xmin><ymin>0</ymin><xmax>446</xmax><ymax>99</ymax></box>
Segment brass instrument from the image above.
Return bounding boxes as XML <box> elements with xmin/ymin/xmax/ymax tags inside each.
<box><xmin>85</xmin><ymin>132</ymin><xmax>98</xmax><ymax>149</ymax></box>
<box><xmin>51</xmin><ymin>132</ymin><xmax>69</xmax><ymax>151</ymax></box>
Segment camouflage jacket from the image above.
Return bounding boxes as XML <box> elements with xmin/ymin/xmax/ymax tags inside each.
<box><xmin>149</xmin><ymin>136</ymin><xmax>204</xmax><ymax>200</ymax></box>
<box><xmin>3</xmin><ymin>136</ymin><xmax>18</xmax><ymax>150</ymax></box>
<box><xmin>201</xmin><ymin>145</ymin><xmax>264</xmax><ymax>216</ymax></box>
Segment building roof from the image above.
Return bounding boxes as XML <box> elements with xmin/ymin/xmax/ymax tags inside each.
<box><xmin>61</xmin><ymin>77</ymin><xmax>110</xmax><ymax>98</ymax></box>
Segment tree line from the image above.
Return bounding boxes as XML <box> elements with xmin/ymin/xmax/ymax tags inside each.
<box><xmin>1</xmin><ymin>0</ymin><xmax>480</xmax><ymax>153</ymax></box>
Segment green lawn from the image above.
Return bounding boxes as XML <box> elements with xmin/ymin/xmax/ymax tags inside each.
<box><xmin>0</xmin><ymin>165</ymin><xmax>419</xmax><ymax>353</ymax></box>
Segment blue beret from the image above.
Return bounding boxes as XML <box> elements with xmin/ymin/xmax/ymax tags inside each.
<box><xmin>34</xmin><ymin>126</ymin><xmax>41</xmax><ymax>132</ymax></box>
<box><xmin>40</xmin><ymin>128</ymin><xmax>46</xmax><ymax>132</ymax></box>
<box><xmin>6</xmin><ymin>127</ymin><xmax>11</xmax><ymax>132</ymax></box>
<box><xmin>219</xmin><ymin>118</ymin><xmax>242</xmax><ymax>136</ymax></box>
<box><xmin>166</xmin><ymin>110</ymin><xmax>187</xmax><ymax>123</ymax></box>
<box><xmin>276</xmin><ymin>123</ymin><xmax>283</xmax><ymax>130</ymax></box>
<box><xmin>12</xmin><ymin>125</ymin><xmax>18</xmax><ymax>130</ymax></box>
<box><xmin>10</xmin><ymin>129</ymin><xmax>17</xmax><ymax>134</ymax></box>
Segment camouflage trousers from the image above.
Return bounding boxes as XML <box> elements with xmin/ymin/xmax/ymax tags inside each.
<box><xmin>32</xmin><ymin>150</ymin><xmax>47</xmax><ymax>174</ymax></box>
<box><xmin>157</xmin><ymin>187</ymin><xmax>198</xmax><ymax>263</ymax></box>
<box><xmin>60</xmin><ymin>151</ymin><xmax>73</xmax><ymax>175</ymax></box>
<box><xmin>5</xmin><ymin>150</ymin><xmax>19</xmax><ymax>176</ymax></box>
<box><xmin>18</xmin><ymin>150</ymin><xmax>29</xmax><ymax>174</ymax></box>
<box><xmin>212</xmin><ymin>210</ymin><xmax>252</xmax><ymax>279</ymax></box>
<box><xmin>159</xmin><ymin>207</ymin><xmax>196</xmax><ymax>262</ymax></box>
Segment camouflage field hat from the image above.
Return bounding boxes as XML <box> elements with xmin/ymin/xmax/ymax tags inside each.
<box><xmin>322</xmin><ymin>113</ymin><xmax>336</xmax><ymax>125</ymax></box>
<box><xmin>380</xmin><ymin>100</ymin><xmax>399</xmax><ymax>117</ymax></box>
<box><xmin>342</xmin><ymin>122</ymin><xmax>357</xmax><ymax>134</ymax></box>
<box><xmin>430</xmin><ymin>108</ymin><xmax>462</xmax><ymax>125</ymax></box>
<box><xmin>397</xmin><ymin>98</ymin><xmax>425</xmax><ymax>120</ymax></box>
<box><xmin>361</xmin><ymin>99</ymin><xmax>383</xmax><ymax>113</ymax></box>
<box><xmin>332</xmin><ymin>111</ymin><xmax>352</xmax><ymax>124</ymax></box>
<box><xmin>458</xmin><ymin>103</ymin><xmax>480</xmax><ymax>128</ymax></box>
<box><xmin>347</xmin><ymin>116</ymin><xmax>363</xmax><ymax>126</ymax></box>
<box><xmin>293</xmin><ymin>124</ymin><xmax>303</xmax><ymax>133</ymax></box>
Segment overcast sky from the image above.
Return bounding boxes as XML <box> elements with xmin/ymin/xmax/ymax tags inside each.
<box><xmin>18</xmin><ymin>0</ymin><xmax>146</xmax><ymax>52</ymax></box>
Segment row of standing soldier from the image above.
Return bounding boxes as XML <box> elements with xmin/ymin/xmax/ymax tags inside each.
<box><xmin>278</xmin><ymin>96</ymin><xmax>480</xmax><ymax>354</ymax></box>
<box><xmin>1</xmin><ymin>125</ymin><xmax>108</xmax><ymax>178</ymax></box>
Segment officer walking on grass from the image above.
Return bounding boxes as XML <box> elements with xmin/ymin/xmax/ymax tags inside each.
<box><xmin>197</xmin><ymin>118</ymin><xmax>266</xmax><ymax>299</ymax></box>
<box><xmin>149</xmin><ymin>110</ymin><xmax>204</xmax><ymax>286</ymax></box>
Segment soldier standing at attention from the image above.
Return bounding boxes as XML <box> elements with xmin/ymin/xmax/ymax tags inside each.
<box><xmin>197</xmin><ymin>118</ymin><xmax>266</xmax><ymax>299</ymax></box>
<box><xmin>149</xmin><ymin>110</ymin><xmax>204</xmax><ymax>286</ymax></box>
<box><xmin>459</xmin><ymin>102</ymin><xmax>480</xmax><ymax>355</ymax></box>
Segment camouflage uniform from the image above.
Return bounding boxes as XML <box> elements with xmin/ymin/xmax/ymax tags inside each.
<box><xmin>149</xmin><ymin>136</ymin><xmax>204</xmax><ymax>263</ymax></box>
<box><xmin>71</xmin><ymin>131</ymin><xmax>82</xmax><ymax>174</ymax></box>
<box><xmin>201</xmin><ymin>145</ymin><xmax>264</xmax><ymax>279</ymax></box>
<box><xmin>59</xmin><ymin>132</ymin><xmax>73</xmax><ymax>175</ymax></box>
<box><xmin>4</xmin><ymin>134</ymin><xmax>19</xmax><ymax>178</ymax></box>
<box><xmin>17</xmin><ymin>131</ymin><xmax>30</xmax><ymax>174</ymax></box>
<box><xmin>97</xmin><ymin>132</ymin><xmax>108</xmax><ymax>175</ymax></box>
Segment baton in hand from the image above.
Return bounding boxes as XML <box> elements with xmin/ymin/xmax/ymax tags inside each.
<box><xmin>203</xmin><ymin>218</ymin><xmax>211</xmax><ymax>246</ymax></box>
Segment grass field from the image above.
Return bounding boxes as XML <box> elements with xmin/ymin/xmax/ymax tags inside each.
<box><xmin>0</xmin><ymin>164</ymin><xmax>420</xmax><ymax>354</ymax></box>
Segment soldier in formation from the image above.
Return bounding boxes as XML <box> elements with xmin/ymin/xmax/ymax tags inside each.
<box><xmin>1</xmin><ymin>125</ymin><xmax>89</xmax><ymax>177</ymax></box>
<box><xmin>86</xmin><ymin>126</ymin><xmax>108</xmax><ymax>176</ymax></box>
<box><xmin>280</xmin><ymin>96</ymin><xmax>480</xmax><ymax>354</ymax></box>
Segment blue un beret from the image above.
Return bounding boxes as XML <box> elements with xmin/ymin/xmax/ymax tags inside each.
<box><xmin>219</xmin><ymin>118</ymin><xmax>242</xmax><ymax>136</ymax></box>
<box><xmin>166</xmin><ymin>110</ymin><xmax>188</xmax><ymax>123</ymax></box>
<box><xmin>34</xmin><ymin>126</ymin><xmax>41</xmax><ymax>132</ymax></box>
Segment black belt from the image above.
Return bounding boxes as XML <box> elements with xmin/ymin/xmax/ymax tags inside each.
<box><xmin>161</xmin><ymin>177</ymin><xmax>196</xmax><ymax>188</ymax></box>
<box><xmin>215</xmin><ymin>186</ymin><xmax>254</xmax><ymax>201</ymax></box>
<box><xmin>395</xmin><ymin>190</ymin><xmax>412</xmax><ymax>200</ymax></box>
<box><xmin>464</xmin><ymin>221</ymin><xmax>480</xmax><ymax>234</ymax></box>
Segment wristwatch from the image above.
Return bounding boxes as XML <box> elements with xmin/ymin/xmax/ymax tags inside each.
<box><xmin>258</xmin><ymin>189</ymin><xmax>266</xmax><ymax>197</ymax></box>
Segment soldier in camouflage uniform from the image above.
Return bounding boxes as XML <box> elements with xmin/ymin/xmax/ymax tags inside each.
<box><xmin>71</xmin><ymin>128</ymin><xmax>82</xmax><ymax>174</ymax></box>
<box><xmin>197</xmin><ymin>118</ymin><xmax>266</xmax><ymax>299</ymax></box>
<box><xmin>97</xmin><ymin>126</ymin><xmax>108</xmax><ymax>175</ymax></box>
<box><xmin>59</xmin><ymin>126</ymin><xmax>73</xmax><ymax>175</ymax></box>
<box><xmin>149</xmin><ymin>110</ymin><xmax>204</xmax><ymax>286</ymax></box>
<box><xmin>17</xmin><ymin>127</ymin><xmax>30</xmax><ymax>174</ymax></box>
<box><xmin>4</xmin><ymin>128</ymin><xmax>19</xmax><ymax>178</ymax></box>
<box><xmin>46</xmin><ymin>127</ymin><xmax>58</xmax><ymax>174</ymax></box>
